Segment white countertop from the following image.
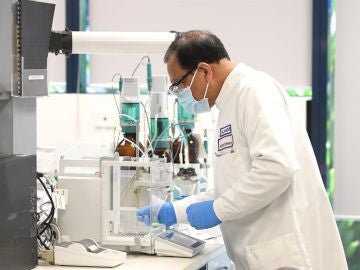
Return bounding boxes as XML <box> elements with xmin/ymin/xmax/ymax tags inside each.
<box><xmin>35</xmin><ymin>242</ymin><xmax>226</xmax><ymax>270</ymax></box>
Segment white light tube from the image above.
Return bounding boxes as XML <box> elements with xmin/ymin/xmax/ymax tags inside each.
<box><xmin>72</xmin><ymin>32</ymin><xmax>176</xmax><ymax>54</ymax></box>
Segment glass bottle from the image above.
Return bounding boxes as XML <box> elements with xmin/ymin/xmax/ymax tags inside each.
<box><xmin>115</xmin><ymin>133</ymin><xmax>144</xmax><ymax>157</ymax></box>
<box><xmin>172</xmin><ymin>129</ymin><xmax>200</xmax><ymax>164</ymax></box>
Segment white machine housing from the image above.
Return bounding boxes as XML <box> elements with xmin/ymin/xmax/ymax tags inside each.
<box><xmin>54</xmin><ymin>239</ymin><xmax>126</xmax><ymax>267</ymax></box>
<box><xmin>57</xmin><ymin>158</ymin><xmax>102</xmax><ymax>242</ymax></box>
<box><xmin>121</xmin><ymin>77</ymin><xmax>140</xmax><ymax>100</ymax></box>
<box><xmin>150</xmin><ymin>75</ymin><xmax>169</xmax><ymax>118</ymax></box>
<box><xmin>154</xmin><ymin>230</ymin><xmax>205</xmax><ymax>257</ymax></box>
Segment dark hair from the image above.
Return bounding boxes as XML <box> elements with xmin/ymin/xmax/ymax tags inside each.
<box><xmin>164</xmin><ymin>30</ymin><xmax>230</xmax><ymax>71</ymax></box>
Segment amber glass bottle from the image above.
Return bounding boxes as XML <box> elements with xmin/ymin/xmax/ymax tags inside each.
<box><xmin>172</xmin><ymin>129</ymin><xmax>200</xmax><ymax>164</ymax></box>
<box><xmin>115</xmin><ymin>133</ymin><xmax>144</xmax><ymax>157</ymax></box>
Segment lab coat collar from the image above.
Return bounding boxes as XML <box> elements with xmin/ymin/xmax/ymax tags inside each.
<box><xmin>215</xmin><ymin>63</ymin><xmax>246</xmax><ymax>111</ymax></box>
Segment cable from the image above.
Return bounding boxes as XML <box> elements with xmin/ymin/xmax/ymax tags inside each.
<box><xmin>174</xmin><ymin>123</ymin><xmax>190</xmax><ymax>164</ymax></box>
<box><xmin>122</xmin><ymin>136</ymin><xmax>146</xmax><ymax>157</ymax></box>
<box><xmin>172</xmin><ymin>136</ymin><xmax>182</xmax><ymax>163</ymax></box>
<box><xmin>151</xmin><ymin>122</ymin><xmax>187</xmax><ymax>154</ymax></box>
<box><xmin>36</xmin><ymin>174</ymin><xmax>61</xmax><ymax>251</ymax></box>
<box><xmin>131</xmin><ymin>56</ymin><xmax>152</xmax><ymax>91</ymax></box>
<box><xmin>38</xmin><ymin>235</ymin><xmax>50</xmax><ymax>250</ymax></box>
<box><xmin>37</xmin><ymin>179</ymin><xmax>54</xmax><ymax>234</ymax></box>
<box><xmin>118</xmin><ymin>113</ymin><xmax>138</xmax><ymax>123</ymax></box>
<box><xmin>114</xmin><ymin>113</ymin><xmax>151</xmax><ymax>157</ymax></box>
<box><xmin>36</xmin><ymin>173</ymin><xmax>55</xmax><ymax>240</ymax></box>
<box><xmin>114</xmin><ymin>127</ymin><xmax>123</xmax><ymax>151</ymax></box>
<box><xmin>146</xmin><ymin>136</ymin><xmax>154</xmax><ymax>156</ymax></box>
<box><xmin>151</xmin><ymin>115</ymin><xmax>191</xmax><ymax>152</ymax></box>
<box><xmin>131</xmin><ymin>56</ymin><xmax>150</xmax><ymax>77</ymax></box>
<box><xmin>149</xmin><ymin>114</ymin><xmax>159</xmax><ymax>150</ymax></box>
<box><xmin>179</xmin><ymin>140</ymin><xmax>184</xmax><ymax>164</ymax></box>
<box><xmin>120</xmin><ymin>173</ymin><xmax>140</xmax><ymax>204</ymax></box>
<box><xmin>140</xmin><ymin>101</ymin><xmax>154</xmax><ymax>154</ymax></box>
<box><xmin>49</xmin><ymin>223</ymin><xmax>61</xmax><ymax>245</ymax></box>
<box><xmin>140</xmin><ymin>101</ymin><xmax>152</xmax><ymax>134</ymax></box>
<box><xmin>111</xmin><ymin>73</ymin><xmax>123</xmax><ymax>115</ymax></box>
<box><xmin>113</xmin><ymin>126</ymin><xmax>118</xmax><ymax>151</ymax></box>
<box><xmin>38</xmin><ymin>202</ymin><xmax>52</xmax><ymax>224</ymax></box>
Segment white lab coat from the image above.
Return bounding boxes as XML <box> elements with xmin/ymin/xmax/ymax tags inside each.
<box><xmin>173</xmin><ymin>64</ymin><xmax>348</xmax><ymax>270</ymax></box>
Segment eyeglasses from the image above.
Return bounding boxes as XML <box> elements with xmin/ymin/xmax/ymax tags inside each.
<box><xmin>168</xmin><ymin>69</ymin><xmax>194</xmax><ymax>95</ymax></box>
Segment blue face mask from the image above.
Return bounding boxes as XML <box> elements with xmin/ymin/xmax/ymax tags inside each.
<box><xmin>177</xmin><ymin>69</ymin><xmax>210</xmax><ymax>114</ymax></box>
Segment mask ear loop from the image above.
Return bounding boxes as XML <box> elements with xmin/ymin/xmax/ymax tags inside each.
<box><xmin>189</xmin><ymin>69</ymin><xmax>198</xmax><ymax>88</ymax></box>
<box><xmin>203</xmin><ymin>82</ymin><xmax>209</xmax><ymax>99</ymax></box>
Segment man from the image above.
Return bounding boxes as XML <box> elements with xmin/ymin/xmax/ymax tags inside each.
<box><xmin>137</xmin><ymin>30</ymin><xmax>348</xmax><ymax>269</ymax></box>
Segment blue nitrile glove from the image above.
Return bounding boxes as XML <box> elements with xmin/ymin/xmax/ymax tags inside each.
<box><xmin>158</xmin><ymin>203</ymin><xmax>177</xmax><ymax>227</ymax></box>
<box><xmin>137</xmin><ymin>202</ymin><xmax>177</xmax><ymax>227</ymax></box>
<box><xmin>186</xmin><ymin>200</ymin><xmax>221</xmax><ymax>230</ymax></box>
<box><xmin>136</xmin><ymin>205</ymin><xmax>152</xmax><ymax>225</ymax></box>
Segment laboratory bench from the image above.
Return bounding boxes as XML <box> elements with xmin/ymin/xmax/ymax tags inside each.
<box><xmin>35</xmin><ymin>241</ymin><xmax>230</xmax><ymax>270</ymax></box>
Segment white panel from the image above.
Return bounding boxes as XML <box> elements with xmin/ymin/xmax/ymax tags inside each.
<box><xmin>334</xmin><ymin>0</ymin><xmax>360</xmax><ymax>218</ymax></box>
<box><xmin>88</xmin><ymin>0</ymin><xmax>312</xmax><ymax>87</ymax></box>
<box><xmin>37</xmin><ymin>94</ymin><xmax>78</xmax><ymax>146</ymax></box>
<box><xmin>36</xmin><ymin>94</ymin><xmax>115</xmax><ymax>173</ymax></box>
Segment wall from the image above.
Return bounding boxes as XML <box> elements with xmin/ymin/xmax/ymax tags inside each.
<box><xmin>89</xmin><ymin>0</ymin><xmax>312</xmax><ymax>87</ymax></box>
<box><xmin>46</xmin><ymin>0</ymin><xmax>312</xmax><ymax>88</ymax></box>
<box><xmin>333</xmin><ymin>0</ymin><xmax>360</xmax><ymax>217</ymax></box>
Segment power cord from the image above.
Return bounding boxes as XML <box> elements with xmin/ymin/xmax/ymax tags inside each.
<box><xmin>36</xmin><ymin>172</ymin><xmax>55</xmax><ymax>250</ymax></box>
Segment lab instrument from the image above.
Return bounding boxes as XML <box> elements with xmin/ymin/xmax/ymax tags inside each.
<box><xmin>154</xmin><ymin>229</ymin><xmax>205</xmax><ymax>257</ymax></box>
<box><xmin>101</xmin><ymin>157</ymin><xmax>172</xmax><ymax>254</ymax></box>
<box><xmin>54</xmin><ymin>239</ymin><xmax>126</xmax><ymax>267</ymax></box>
<box><xmin>150</xmin><ymin>75</ymin><xmax>171</xmax><ymax>159</ymax></box>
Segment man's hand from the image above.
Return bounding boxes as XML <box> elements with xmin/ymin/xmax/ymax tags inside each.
<box><xmin>158</xmin><ymin>202</ymin><xmax>177</xmax><ymax>227</ymax></box>
<box><xmin>136</xmin><ymin>205</ymin><xmax>152</xmax><ymax>225</ymax></box>
<box><xmin>137</xmin><ymin>202</ymin><xmax>177</xmax><ymax>227</ymax></box>
<box><xmin>186</xmin><ymin>200</ymin><xmax>221</xmax><ymax>229</ymax></box>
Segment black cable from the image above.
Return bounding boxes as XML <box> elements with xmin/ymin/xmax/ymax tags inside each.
<box><xmin>37</xmin><ymin>188</ymin><xmax>54</xmax><ymax>231</ymax></box>
<box><xmin>37</xmin><ymin>178</ymin><xmax>55</xmax><ymax>250</ymax></box>
<box><xmin>36</xmin><ymin>173</ymin><xmax>53</xmax><ymax>250</ymax></box>
<box><xmin>38</xmin><ymin>207</ymin><xmax>54</xmax><ymax>235</ymax></box>
<box><xmin>36</xmin><ymin>174</ymin><xmax>55</xmax><ymax>236</ymax></box>
<box><xmin>37</xmin><ymin>235</ymin><xmax>50</xmax><ymax>250</ymax></box>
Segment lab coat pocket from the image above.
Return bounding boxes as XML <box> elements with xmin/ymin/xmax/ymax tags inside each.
<box><xmin>245</xmin><ymin>232</ymin><xmax>311</xmax><ymax>270</ymax></box>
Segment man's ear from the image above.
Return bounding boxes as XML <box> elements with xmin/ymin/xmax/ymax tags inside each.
<box><xmin>197</xmin><ymin>62</ymin><xmax>213</xmax><ymax>81</ymax></box>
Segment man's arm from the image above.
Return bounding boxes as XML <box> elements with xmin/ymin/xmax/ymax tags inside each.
<box><xmin>173</xmin><ymin>191</ymin><xmax>215</xmax><ymax>223</ymax></box>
